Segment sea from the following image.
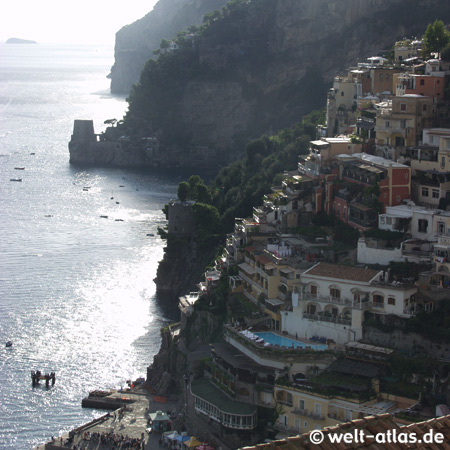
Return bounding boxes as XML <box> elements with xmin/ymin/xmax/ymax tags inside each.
<box><xmin>0</xmin><ymin>43</ymin><xmax>183</xmax><ymax>449</ymax></box>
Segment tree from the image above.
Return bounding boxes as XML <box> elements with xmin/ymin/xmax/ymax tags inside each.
<box><xmin>160</xmin><ymin>39</ymin><xmax>171</xmax><ymax>50</ymax></box>
<box><xmin>177</xmin><ymin>181</ymin><xmax>190</xmax><ymax>202</ymax></box>
<box><xmin>423</xmin><ymin>20</ymin><xmax>450</xmax><ymax>58</ymax></box>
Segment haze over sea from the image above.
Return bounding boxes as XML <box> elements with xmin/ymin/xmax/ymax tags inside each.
<box><xmin>0</xmin><ymin>43</ymin><xmax>181</xmax><ymax>449</ymax></box>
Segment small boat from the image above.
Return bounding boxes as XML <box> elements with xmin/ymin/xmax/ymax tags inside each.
<box><xmin>100</xmin><ymin>215</ymin><xmax>108</xmax><ymax>219</ymax></box>
<box><xmin>115</xmin><ymin>219</ymin><xmax>124</xmax><ymax>222</ymax></box>
<box><xmin>147</xmin><ymin>233</ymin><xmax>155</xmax><ymax>237</ymax></box>
<box><xmin>119</xmin><ymin>185</ymin><xmax>125</xmax><ymax>188</ymax></box>
<box><xmin>116</xmin><ymin>201</ymin><xmax>120</xmax><ymax>204</ymax></box>
<box><xmin>14</xmin><ymin>167</ymin><xmax>25</xmax><ymax>170</ymax></box>
<box><xmin>30</xmin><ymin>152</ymin><xmax>35</xmax><ymax>155</ymax></box>
<box><xmin>10</xmin><ymin>178</ymin><xmax>22</xmax><ymax>182</ymax></box>
<box><xmin>5</xmin><ymin>341</ymin><xmax>12</xmax><ymax>348</ymax></box>
<box><xmin>44</xmin><ymin>214</ymin><xmax>53</xmax><ymax>218</ymax></box>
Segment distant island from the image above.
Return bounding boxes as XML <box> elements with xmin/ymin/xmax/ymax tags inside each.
<box><xmin>6</xmin><ymin>38</ymin><xmax>37</xmax><ymax>44</ymax></box>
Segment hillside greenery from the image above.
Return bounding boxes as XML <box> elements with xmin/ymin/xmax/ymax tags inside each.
<box><xmin>174</xmin><ymin>109</ymin><xmax>326</xmax><ymax>231</ymax></box>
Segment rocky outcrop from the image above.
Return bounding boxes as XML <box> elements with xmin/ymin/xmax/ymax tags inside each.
<box><xmin>110</xmin><ymin>0</ymin><xmax>228</xmax><ymax>94</ymax></box>
<box><xmin>155</xmin><ymin>234</ymin><xmax>220</xmax><ymax>298</ymax></box>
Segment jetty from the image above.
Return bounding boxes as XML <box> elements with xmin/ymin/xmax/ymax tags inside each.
<box><xmin>31</xmin><ymin>371</ymin><xmax>56</xmax><ymax>387</ymax></box>
<box><xmin>81</xmin><ymin>389</ymin><xmax>136</xmax><ymax>409</ymax></box>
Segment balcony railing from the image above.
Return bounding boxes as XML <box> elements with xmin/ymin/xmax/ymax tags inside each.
<box><xmin>303</xmin><ymin>313</ymin><xmax>351</xmax><ymax>326</ymax></box>
<box><xmin>303</xmin><ymin>293</ymin><xmax>367</xmax><ymax>309</ymax></box>
<box><xmin>292</xmin><ymin>409</ymin><xmax>325</xmax><ymax>421</ymax></box>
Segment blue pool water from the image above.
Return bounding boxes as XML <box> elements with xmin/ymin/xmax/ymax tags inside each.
<box><xmin>255</xmin><ymin>332</ymin><xmax>328</xmax><ymax>351</ymax></box>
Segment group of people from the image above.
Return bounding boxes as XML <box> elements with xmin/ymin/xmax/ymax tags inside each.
<box><xmin>80</xmin><ymin>430</ymin><xmax>145</xmax><ymax>448</ymax></box>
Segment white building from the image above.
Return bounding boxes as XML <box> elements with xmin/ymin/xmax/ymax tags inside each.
<box><xmin>282</xmin><ymin>263</ymin><xmax>417</xmax><ymax>346</ymax></box>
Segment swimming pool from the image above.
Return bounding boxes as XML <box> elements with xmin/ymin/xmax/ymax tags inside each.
<box><xmin>254</xmin><ymin>332</ymin><xmax>328</xmax><ymax>351</ymax></box>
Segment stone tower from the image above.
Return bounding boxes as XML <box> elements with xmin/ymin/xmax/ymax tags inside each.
<box><xmin>70</xmin><ymin>120</ymin><xmax>97</xmax><ymax>144</ymax></box>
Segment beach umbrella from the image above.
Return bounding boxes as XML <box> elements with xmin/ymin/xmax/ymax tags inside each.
<box><xmin>184</xmin><ymin>437</ymin><xmax>202</xmax><ymax>448</ymax></box>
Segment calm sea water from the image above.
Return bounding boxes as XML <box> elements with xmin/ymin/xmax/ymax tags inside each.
<box><xmin>0</xmin><ymin>43</ymin><xmax>181</xmax><ymax>449</ymax></box>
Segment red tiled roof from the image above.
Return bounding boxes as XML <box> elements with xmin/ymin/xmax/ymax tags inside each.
<box><xmin>304</xmin><ymin>263</ymin><xmax>380</xmax><ymax>283</ymax></box>
<box><xmin>240</xmin><ymin>414</ymin><xmax>450</xmax><ymax>449</ymax></box>
<box><xmin>245</xmin><ymin>246</ymin><xmax>257</xmax><ymax>253</ymax></box>
<box><xmin>256</xmin><ymin>255</ymin><xmax>272</xmax><ymax>265</ymax></box>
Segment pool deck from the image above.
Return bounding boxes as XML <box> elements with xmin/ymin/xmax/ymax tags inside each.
<box><xmin>253</xmin><ymin>330</ymin><xmax>329</xmax><ymax>349</ymax></box>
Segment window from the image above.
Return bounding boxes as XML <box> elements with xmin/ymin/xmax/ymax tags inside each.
<box><xmin>330</xmin><ymin>288</ymin><xmax>341</xmax><ymax>299</ymax></box>
<box><xmin>373</xmin><ymin>294</ymin><xmax>384</xmax><ymax>305</ymax></box>
<box><xmin>294</xmin><ymin>418</ymin><xmax>301</xmax><ymax>431</ymax></box>
<box><xmin>380</xmin><ymin>216</ymin><xmax>386</xmax><ymax>224</ymax></box>
<box><xmin>418</xmin><ymin>219</ymin><xmax>428</xmax><ymax>233</ymax></box>
<box><xmin>310</xmin><ymin>285</ymin><xmax>317</xmax><ymax>296</ymax></box>
<box><xmin>432</xmin><ymin>190</ymin><xmax>439</xmax><ymax>199</ymax></box>
<box><xmin>422</xmin><ymin>187</ymin><xmax>429</xmax><ymax>197</ymax></box>
<box><xmin>420</xmin><ymin>79</ymin><xmax>425</xmax><ymax>85</ymax></box>
<box><xmin>423</xmin><ymin>104</ymin><xmax>428</xmax><ymax>112</ymax></box>
<box><xmin>315</xmin><ymin>403</ymin><xmax>322</xmax><ymax>418</ymax></box>
<box><xmin>385</xmin><ymin>120</ymin><xmax>390</xmax><ymax>128</ymax></box>
<box><xmin>299</xmin><ymin>399</ymin><xmax>305</xmax><ymax>411</ymax></box>
<box><xmin>400</xmin><ymin>119</ymin><xmax>406</xmax><ymax>128</ymax></box>
<box><xmin>438</xmin><ymin>222</ymin><xmax>445</xmax><ymax>235</ymax></box>
<box><xmin>386</xmin><ymin>217</ymin><xmax>392</xmax><ymax>225</ymax></box>
<box><xmin>388</xmin><ymin>297</ymin><xmax>395</xmax><ymax>305</ymax></box>
<box><xmin>400</xmin><ymin>103</ymin><xmax>406</xmax><ymax>111</ymax></box>
<box><xmin>341</xmin><ymin>91</ymin><xmax>344</xmax><ymax>96</ymax></box>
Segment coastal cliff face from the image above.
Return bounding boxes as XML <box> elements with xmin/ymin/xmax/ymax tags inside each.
<box><xmin>117</xmin><ymin>0</ymin><xmax>450</xmax><ymax>170</ymax></box>
<box><xmin>110</xmin><ymin>0</ymin><xmax>228</xmax><ymax>94</ymax></box>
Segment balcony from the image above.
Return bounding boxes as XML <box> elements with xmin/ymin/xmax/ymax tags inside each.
<box><xmin>304</xmin><ymin>293</ymin><xmax>367</xmax><ymax>309</ymax></box>
<box><xmin>238</xmin><ymin>272</ymin><xmax>255</xmax><ymax>286</ymax></box>
<box><xmin>303</xmin><ymin>313</ymin><xmax>351</xmax><ymax>326</ymax></box>
<box><xmin>292</xmin><ymin>408</ymin><xmax>325</xmax><ymax>421</ymax></box>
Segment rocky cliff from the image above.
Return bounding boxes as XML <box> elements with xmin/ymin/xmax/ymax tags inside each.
<box><xmin>114</xmin><ymin>0</ymin><xmax>450</xmax><ymax>170</ymax></box>
<box><xmin>110</xmin><ymin>0</ymin><xmax>228</xmax><ymax>94</ymax></box>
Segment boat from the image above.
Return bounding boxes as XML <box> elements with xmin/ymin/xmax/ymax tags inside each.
<box><xmin>14</xmin><ymin>167</ymin><xmax>25</xmax><ymax>170</ymax></box>
<box><xmin>10</xmin><ymin>178</ymin><xmax>22</xmax><ymax>182</ymax></box>
<box><xmin>5</xmin><ymin>341</ymin><xmax>12</xmax><ymax>348</ymax></box>
<box><xmin>119</xmin><ymin>185</ymin><xmax>125</xmax><ymax>187</ymax></box>
<box><xmin>115</xmin><ymin>219</ymin><xmax>124</xmax><ymax>222</ymax></box>
<box><xmin>100</xmin><ymin>215</ymin><xmax>108</xmax><ymax>219</ymax></box>
<box><xmin>147</xmin><ymin>233</ymin><xmax>155</xmax><ymax>237</ymax></box>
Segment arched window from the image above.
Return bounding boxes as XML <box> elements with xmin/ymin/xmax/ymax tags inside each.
<box><xmin>329</xmin><ymin>285</ymin><xmax>341</xmax><ymax>299</ymax></box>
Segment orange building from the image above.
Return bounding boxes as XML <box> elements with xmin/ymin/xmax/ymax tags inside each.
<box><xmin>395</xmin><ymin>73</ymin><xmax>445</xmax><ymax>101</ymax></box>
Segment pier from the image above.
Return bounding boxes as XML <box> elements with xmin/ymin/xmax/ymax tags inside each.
<box><xmin>31</xmin><ymin>371</ymin><xmax>56</xmax><ymax>387</ymax></box>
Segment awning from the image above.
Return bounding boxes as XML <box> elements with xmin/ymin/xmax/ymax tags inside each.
<box><xmin>266</xmin><ymin>298</ymin><xmax>284</xmax><ymax>306</ymax></box>
<box><xmin>280</xmin><ymin>267</ymin><xmax>294</xmax><ymax>274</ymax></box>
<box><xmin>238</xmin><ymin>262</ymin><xmax>255</xmax><ymax>275</ymax></box>
<box><xmin>265</xmin><ymin>263</ymin><xmax>276</xmax><ymax>270</ymax></box>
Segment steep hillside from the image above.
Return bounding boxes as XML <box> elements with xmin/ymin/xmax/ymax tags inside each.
<box><xmin>108</xmin><ymin>0</ymin><xmax>450</xmax><ymax>170</ymax></box>
<box><xmin>110</xmin><ymin>0</ymin><xmax>228</xmax><ymax>94</ymax></box>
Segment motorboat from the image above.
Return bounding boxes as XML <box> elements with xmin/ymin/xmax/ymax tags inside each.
<box><xmin>5</xmin><ymin>341</ymin><xmax>12</xmax><ymax>348</ymax></box>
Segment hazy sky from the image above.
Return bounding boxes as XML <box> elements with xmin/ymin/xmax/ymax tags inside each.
<box><xmin>1</xmin><ymin>1</ymin><xmax>159</xmax><ymax>45</ymax></box>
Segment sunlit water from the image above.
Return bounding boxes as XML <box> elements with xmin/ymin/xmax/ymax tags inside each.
<box><xmin>0</xmin><ymin>43</ymin><xmax>182</xmax><ymax>449</ymax></box>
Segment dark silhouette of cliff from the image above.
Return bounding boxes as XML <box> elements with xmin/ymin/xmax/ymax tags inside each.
<box><xmin>110</xmin><ymin>0</ymin><xmax>228</xmax><ymax>94</ymax></box>
<box><xmin>107</xmin><ymin>0</ymin><xmax>450</xmax><ymax>170</ymax></box>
